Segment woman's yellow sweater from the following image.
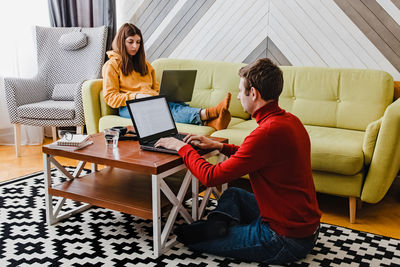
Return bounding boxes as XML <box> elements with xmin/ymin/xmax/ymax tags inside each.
<box><xmin>102</xmin><ymin>51</ymin><xmax>160</xmax><ymax>108</ymax></box>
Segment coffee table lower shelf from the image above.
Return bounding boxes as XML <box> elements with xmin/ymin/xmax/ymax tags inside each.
<box><xmin>49</xmin><ymin>167</ymin><xmax>184</xmax><ymax>220</ymax></box>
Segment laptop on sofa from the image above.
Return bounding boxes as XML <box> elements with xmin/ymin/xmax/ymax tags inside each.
<box><xmin>158</xmin><ymin>70</ymin><xmax>197</xmax><ymax>102</ymax></box>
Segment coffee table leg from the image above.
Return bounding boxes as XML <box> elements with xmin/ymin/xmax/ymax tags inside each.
<box><xmin>150</xmin><ymin>152</ymin><xmax>228</xmax><ymax>257</ymax></box>
<box><xmin>152</xmin><ymin>168</ymin><xmax>196</xmax><ymax>257</ymax></box>
<box><xmin>192</xmin><ymin>176</ymin><xmax>199</xmax><ymax>220</ymax></box>
<box><xmin>43</xmin><ymin>154</ymin><xmax>92</xmax><ymax>225</ymax></box>
<box><xmin>152</xmin><ymin>174</ymin><xmax>162</xmax><ymax>257</ymax></box>
<box><xmin>43</xmin><ymin>153</ymin><xmax>55</xmax><ymax>225</ymax></box>
<box><xmin>91</xmin><ymin>163</ymin><xmax>98</xmax><ymax>172</ymax></box>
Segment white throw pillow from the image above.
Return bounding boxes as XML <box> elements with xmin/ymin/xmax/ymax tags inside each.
<box><xmin>51</xmin><ymin>83</ymin><xmax>80</xmax><ymax>101</ymax></box>
<box><xmin>58</xmin><ymin>31</ymin><xmax>88</xmax><ymax>51</ymax></box>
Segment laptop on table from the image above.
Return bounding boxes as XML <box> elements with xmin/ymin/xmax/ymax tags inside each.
<box><xmin>158</xmin><ymin>70</ymin><xmax>197</xmax><ymax>102</ymax></box>
<box><xmin>126</xmin><ymin>95</ymin><xmax>188</xmax><ymax>154</ymax></box>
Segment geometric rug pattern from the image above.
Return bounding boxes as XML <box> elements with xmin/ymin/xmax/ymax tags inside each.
<box><xmin>1</xmin><ymin>168</ymin><xmax>400</xmax><ymax>266</ymax></box>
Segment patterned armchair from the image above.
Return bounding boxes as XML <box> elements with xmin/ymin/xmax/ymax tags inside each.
<box><xmin>4</xmin><ymin>26</ymin><xmax>107</xmax><ymax>156</ymax></box>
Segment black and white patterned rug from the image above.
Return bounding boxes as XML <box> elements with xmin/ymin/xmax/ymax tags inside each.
<box><xmin>1</xmin><ymin>168</ymin><xmax>400</xmax><ymax>266</ymax></box>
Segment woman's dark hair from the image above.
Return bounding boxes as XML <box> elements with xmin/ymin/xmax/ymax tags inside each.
<box><xmin>238</xmin><ymin>58</ymin><xmax>283</xmax><ymax>101</ymax></box>
<box><xmin>112</xmin><ymin>23</ymin><xmax>148</xmax><ymax>76</ymax></box>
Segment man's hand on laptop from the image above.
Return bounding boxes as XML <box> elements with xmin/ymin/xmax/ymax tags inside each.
<box><xmin>184</xmin><ymin>134</ymin><xmax>223</xmax><ymax>151</ymax></box>
<box><xmin>155</xmin><ymin>134</ymin><xmax>223</xmax><ymax>152</ymax></box>
<box><xmin>155</xmin><ymin>137</ymin><xmax>186</xmax><ymax>151</ymax></box>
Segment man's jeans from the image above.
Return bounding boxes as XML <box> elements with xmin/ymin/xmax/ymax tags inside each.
<box><xmin>119</xmin><ymin>102</ymin><xmax>202</xmax><ymax>125</ymax></box>
<box><xmin>188</xmin><ymin>187</ymin><xmax>319</xmax><ymax>265</ymax></box>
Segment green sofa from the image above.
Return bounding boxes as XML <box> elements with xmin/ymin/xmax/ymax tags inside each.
<box><xmin>82</xmin><ymin>58</ymin><xmax>400</xmax><ymax>223</ymax></box>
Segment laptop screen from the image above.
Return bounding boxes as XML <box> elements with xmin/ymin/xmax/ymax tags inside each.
<box><xmin>159</xmin><ymin>70</ymin><xmax>197</xmax><ymax>102</ymax></box>
<box><xmin>126</xmin><ymin>96</ymin><xmax>176</xmax><ymax>140</ymax></box>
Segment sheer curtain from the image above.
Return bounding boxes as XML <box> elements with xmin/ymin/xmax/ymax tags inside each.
<box><xmin>0</xmin><ymin>0</ymin><xmax>50</xmax><ymax>145</ymax></box>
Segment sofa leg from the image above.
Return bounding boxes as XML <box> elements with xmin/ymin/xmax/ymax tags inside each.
<box><xmin>349</xmin><ymin>197</ymin><xmax>356</xmax><ymax>223</ymax></box>
<box><xmin>14</xmin><ymin>123</ymin><xmax>21</xmax><ymax>157</ymax></box>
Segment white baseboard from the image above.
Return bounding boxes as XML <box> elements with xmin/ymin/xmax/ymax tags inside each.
<box><xmin>0</xmin><ymin>127</ymin><xmax>14</xmax><ymax>145</ymax></box>
<box><xmin>0</xmin><ymin>126</ymin><xmax>44</xmax><ymax>145</ymax></box>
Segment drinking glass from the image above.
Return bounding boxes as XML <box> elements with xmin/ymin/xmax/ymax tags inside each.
<box><xmin>104</xmin><ymin>128</ymin><xmax>119</xmax><ymax>148</ymax></box>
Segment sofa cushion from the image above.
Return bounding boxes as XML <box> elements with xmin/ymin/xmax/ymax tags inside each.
<box><xmin>228</xmin><ymin>118</ymin><xmax>257</xmax><ymax>130</ymax></box>
<box><xmin>211</xmin><ymin>128</ymin><xmax>254</xmax><ymax>146</ymax></box>
<box><xmin>217</xmin><ymin>120</ymin><xmax>364</xmax><ymax>175</ymax></box>
<box><xmin>176</xmin><ymin>123</ymin><xmax>215</xmax><ymax>136</ymax></box>
<box><xmin>99</xmin><ymin>115</ymin><xmax>132</xmax><ymax>132</ymax></box>
<box><xmin>305</xmin><ymin>125</ymin><xmax>364</xmax><ymax>175</ymax></box>
<box><xmin>279</xmin><ymin>67</ymin><xmax>393</xmax><ymax>131</ymax></box>
<box><xmin>17</xmin><ymin>100</ymin><xmax>75</xmax><ymax>120</ymax></box>
<box><xmin>227</xmin><ymin>117</ymin><xmax>246</xmax><ymax>128</ymax></box>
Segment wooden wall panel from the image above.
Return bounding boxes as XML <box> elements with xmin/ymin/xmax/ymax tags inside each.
<box><xmin>334</xmin><ymin>0</ymin><xmax>400</xmax><ymax>74</ymax></box>
<box><xmin>118</xmin><ymin>0</ymin><xmax>400</xmax><ymax>79</ymax></box>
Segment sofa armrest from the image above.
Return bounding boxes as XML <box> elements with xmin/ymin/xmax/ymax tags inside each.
<box><xmin>362</xmin><ymin>118</ymin><xmax>382</xmax><ymax>165</ymax></box>
<box><xmin>82</xmin><ymin>79</ymin><xmax>119</xmax><ymax>134</ymax></box>
<box><xmin>361</xmin><ymin>98</ymin><xmax>400</xmax><ymax>203</ymax></box>
<box><xmin>82</xmin><ymin>79</ymin><xmax>102</xmax><ymax>134</ymax></box>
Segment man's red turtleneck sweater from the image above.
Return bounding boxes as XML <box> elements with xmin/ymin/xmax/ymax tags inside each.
<box><xmin>178</xmin><ymin>101</ymin><xmax>321</xmax><ymax>238</ymax></box>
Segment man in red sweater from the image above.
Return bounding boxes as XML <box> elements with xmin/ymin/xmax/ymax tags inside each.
<box><xmin>155</xmin><ymin>58</ymin><xmax>321</xmax><ymax>264</ymax></box>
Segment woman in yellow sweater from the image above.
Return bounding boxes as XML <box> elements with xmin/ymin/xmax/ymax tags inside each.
<box><xmin>102</xmin><ymin>23</ymin><xmax>231</xmax><ymax>130</ymax></box>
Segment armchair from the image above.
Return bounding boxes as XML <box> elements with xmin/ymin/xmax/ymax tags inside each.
<box><xmin>4</xmin><ymin>26</ymin><xmax>107</xmax><ymax>156</ymax></box>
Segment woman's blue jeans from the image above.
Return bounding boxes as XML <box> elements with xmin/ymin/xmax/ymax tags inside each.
<box><xmin>119</xmin><ymin>102</ymin><xmax>202</xmax><ymax>125</ymax></box>
<box><xmin>189</xmin><ymin>187</ymin><xmax>319</xmax><ymax>265</ymax></box>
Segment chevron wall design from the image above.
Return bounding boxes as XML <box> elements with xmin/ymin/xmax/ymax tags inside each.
<box><xmin>119</xmin><ymin>0</ymin><xmax>400</xmax><ymax>80</ymax></box>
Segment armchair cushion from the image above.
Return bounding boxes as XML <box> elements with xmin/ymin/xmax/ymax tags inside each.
<box><xmin>51</xmin><ymin>83</ymin><xmax>80</xmax><ymax>101</ymax></box>
<box><xmin>58</xmin><ymin>31</ymin><xmax>88</xmax><ymax>51</ymax></box>
<box><xmin>17</xmin><ymin>100</ymin><xmax>75</xmax><ymax>120</ymax></box>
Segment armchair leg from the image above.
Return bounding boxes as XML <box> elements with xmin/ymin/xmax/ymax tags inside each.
<box><xmin>14</xmin><ymin>123</ymin><xmax>21</xmax><ymax>157</ymax></box>
<box><xmin>51</xmin><ymin>126</ymin><xmax>57</xmax><ymax>141</ymax></box>
<box><xmin>349</xmin><ymin>197</ymin><xmax>356</xmax><ymax>223</ymax></box>
<box><xmin>76</xmin><ymin>126</ymin><xmax>83</xmax><ymax>134</ymax></box>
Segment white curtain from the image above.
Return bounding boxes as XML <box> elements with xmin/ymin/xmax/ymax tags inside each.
<box><xmin>0</xmin><ymin>0</ymin><xmax>50</xmax><ymax>145</ymax></box>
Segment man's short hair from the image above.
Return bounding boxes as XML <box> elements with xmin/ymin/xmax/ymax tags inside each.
<box><xmin>238</xmin><ymin>58</ymin><xmax>283</xmax><ymax>101</ymax></box>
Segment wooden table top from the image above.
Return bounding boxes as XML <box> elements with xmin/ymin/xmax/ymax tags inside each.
<box><xmin>43</xmin><ymin>132</ymin><xmax>228</xmax><ymax>175</ymax></box>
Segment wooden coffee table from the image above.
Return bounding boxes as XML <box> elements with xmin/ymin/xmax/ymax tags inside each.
<box><xmin>42</xmin><ymin>132</ymin><xmax>227</xmax><ymax>257</ymax></box>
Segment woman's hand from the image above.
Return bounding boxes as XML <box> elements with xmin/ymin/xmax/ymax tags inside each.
<box><xmin>183</xmin><ymin>134</ymin><xmax>223</xmax><ymax>151</ymax></box>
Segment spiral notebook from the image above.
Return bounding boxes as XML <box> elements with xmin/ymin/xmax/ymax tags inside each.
<box><xmin>56</xmin><ymin>134</ymin><xmax>90</xmax><ymax>147</ymax></box>
<box><xmin>49</xmin><ymin>140</ymin><xmax>93</xmax><ymax>151</ymax></box>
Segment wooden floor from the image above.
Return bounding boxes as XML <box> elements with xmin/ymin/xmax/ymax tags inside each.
<box><xmin>1</xmin><ymin>139</ymin><xmax>400</xmax><ymax>239</ymax></box>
